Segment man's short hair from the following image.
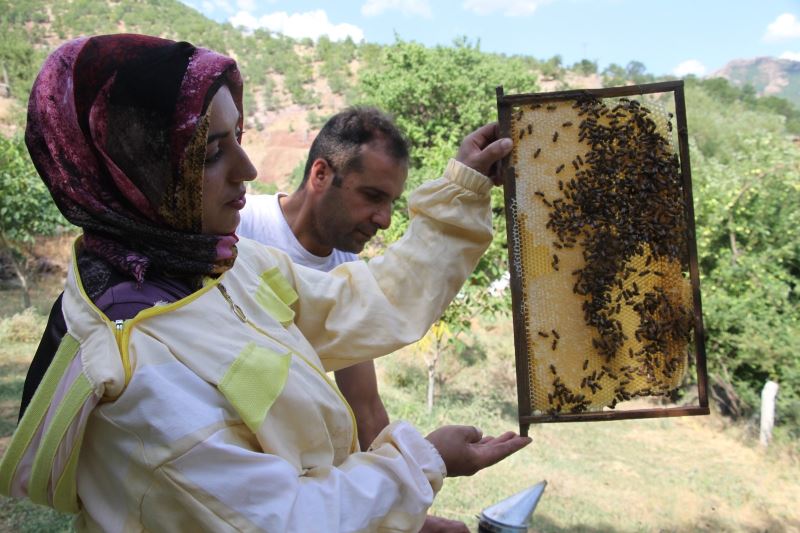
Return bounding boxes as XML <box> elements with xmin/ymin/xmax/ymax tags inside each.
<box><xmin>300</xmin><ymin>106</ymin><xmax>408</xmax><ymax>187</ymax></box>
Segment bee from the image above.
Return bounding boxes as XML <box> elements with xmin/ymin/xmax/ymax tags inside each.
<box><xmin>553</xmin><ymin>131</ymin><xmax>559</xmax><ymax>142</ymax></box>
<box><xmin>528</xmin><ymin>124</ymin><xmax>533</xmax><ymax>134</ymax></box>
<box><xmin>551</xmin><ymin>339</ymin><xmax>558</xmax><ymax>350</ymax></box>
<box><xmin>538</xmin><ymin>331</ymin><xmax>550</xmax><ymax>338</ymax></box>
<box><xmin>555</xmin><ymin>164</ymin><xmax>565</xmax><ymax>173</ymax></box>
<box><xmin>546</xmin><ymin>104</ymin><xmax>557</xmax><ymax>111</ymax></box>
<box><xmin>562</xmin><ymin>121</ymin><xmax>573</xmax><ymax>127</ymax></box>
<box><xmin>550</xmin><ymin>364</ymin><xmax>557</xmax><ymax>375</ymax></box>
<box><xmin>533</xmin><ymin>147</ymin><xmax>542</xmax><ymax>158</ymax></box>
<box><xmin>552</xmin><ymin>329</ymin><xmax>560</xmax><ymax>339</ymax></box>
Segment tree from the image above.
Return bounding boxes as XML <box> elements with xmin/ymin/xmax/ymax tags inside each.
<box><xmin>693</xmin><ymin>137</ymin><xmax>799</xmax><ymax>420</ymax></box>
<box><xmin>625</xmin><ymin>60</ymin><xmax>653</xmax><ymax>84</ymax></box>
<box><xmin>358</xmin><ymin>38</ymin><xmax>532</xmax><ymax>405</ymax></box>
<box><xmin>0</xmin><ymin>135</ymin><xmax>67</xmax><ymax>308</ymax></box>
<box><xmin>572</xmin><ymin>59</ymin><xmax>598</xmax><ymax>76</ymax></box>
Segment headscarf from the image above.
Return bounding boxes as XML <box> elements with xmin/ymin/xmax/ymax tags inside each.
<box><xmin>25</xmin><ymin>34</ymin><xmax>243</xmax><ymax>287</ymax></box>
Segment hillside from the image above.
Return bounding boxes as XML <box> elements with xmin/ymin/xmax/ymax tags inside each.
<box><xmin>711</xmin><ymin>56</ymin><xmax>800</xmax><ymax>107</ymax></box>
<box><xmin>0</xmin><ymin>0</ymin><xmax>358</xmax><ymax>188</ymax></box>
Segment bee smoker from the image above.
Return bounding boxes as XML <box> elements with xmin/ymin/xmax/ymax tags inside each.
<box><xmin>477</xmin><ymin>480</ymin><xmax>547</xmax><ymax>532</ymax></box>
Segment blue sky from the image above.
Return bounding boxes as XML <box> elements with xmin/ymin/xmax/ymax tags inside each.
<box><xmin>178</xmin><ymin>0</ymin><xmax>800</xmax><ymax>77</ymax></box>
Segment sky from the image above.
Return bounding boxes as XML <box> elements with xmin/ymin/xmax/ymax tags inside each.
<box><xmin>177</xmin><ymin>0</ymin><xmax>800</xmax><ymax>77</ymax></box>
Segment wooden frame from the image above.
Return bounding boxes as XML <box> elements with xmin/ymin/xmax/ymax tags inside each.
<box><xmin>496</xmin><ymin>81</ymin><xmax>709</xmax><ymax>436</ymax></box>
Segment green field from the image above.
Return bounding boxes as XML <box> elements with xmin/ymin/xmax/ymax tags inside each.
<box><xmin>1</xmin><ymin>281</ymin><xmax>798</xmax><ymax>532</ymax></box>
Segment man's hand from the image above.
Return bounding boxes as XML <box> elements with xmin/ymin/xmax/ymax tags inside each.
<box><xmin>455</xmin><ymin>122</ymin><xmax>513</xmax><ymax>185</ymax></box>
<box><xmin>420</xmin><ymin>515</ymin><xmax>470</xmax><ymax>533</ymax></box>
<box><xmin>425</xmin><ymin>425</ymin><xmax>531</xmax><ymax>477</ymax></box>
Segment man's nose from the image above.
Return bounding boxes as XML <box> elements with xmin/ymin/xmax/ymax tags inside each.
<box><xmin>372</xmin><ymin>203</ymin><xmax>392</xmax><ymax>230</ymax></box>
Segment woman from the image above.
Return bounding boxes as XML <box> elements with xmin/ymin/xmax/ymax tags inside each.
<box><xmin>0</xmin><ymin>34</ymin><xmax>528</xmax><ymax>532</ymax></box>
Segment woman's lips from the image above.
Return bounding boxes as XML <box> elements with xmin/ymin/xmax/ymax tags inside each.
<box><xmin>227</xmin><ymin>194</ymin><xmax>246</xmax><ymax>209</ymax></box>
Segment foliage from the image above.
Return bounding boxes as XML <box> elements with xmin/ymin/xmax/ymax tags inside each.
<box><xmin>571</xmin><ymin>59</ymin><xmax>598</xmax><ymax>76</ymax></box>
<box><xmin>0</xmin><ymin>135</ymin><xmax>67</xmax><ymax>307</ymax></box>
<box><xmin>693</xmin><ymin>145</ymin><xmax>800</xmax><ymax>419</ymax></box>
<box><xmin>358</xmin><ymin>37</ymin><xmax>531</xmax><ymax>400</ymax></box>
<box><xmin>601</xmin><ymin>62</ymin><xmax>628</xmax><ymax>87</ymax></box>
<box><xmin>248</xmin><ymin>180</ymin><xmax>279</xmax><ymax>195</ymax></box>
<box><xmin>687</xmin><ymin>76</ymin><xmax>800</xmax><ymax>135</ymax></box>
<box><xmin>1</xmin><ymin>0</ymin><xmax>798</xmax><ymax>434</ymax></box>
<box><xmin>0</xmin><ymin>307</ymin><xmax>46</xmax><ymax>343</ymax></box>
<box><xmin>601</xmin><ymin>60</ymin><xmax>656</xmax><ymax>87</ymax></box>
<box><xmin>358</xmin><ymin>37</ymin><xmax>538</xmax><ymax>169</ymax></box>
<box><xmin>539</xmin><ymin>54</ymin><xmax>563</xmax><ymax>79</ymax></box>
<box><xmin>688</xmin><ymin>84</ymin><xmax>800</xmax><ymax>427</ymax></box>
<box><xmin>0</xmin><ymin>136</ymin><xmax>64</xmax><ymax>245</ymax></box>
<box><xmin>316</xmin><ymin>36</ymin><xmax>357</xmax><ymax>95</ymax></box>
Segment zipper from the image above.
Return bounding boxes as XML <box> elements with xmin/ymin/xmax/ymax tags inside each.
<box><xmin>218</xmin><ymin>283</ymin><xmax>247</xmax><ymax>322</ymax></box>
<box><xmin>114</xmin><ymin>319</ymin><xmax>124</xmax><ymax>350</ymax></box>
<box><xmin>217</xmin><ymin>283</ymin><xmax>359</xmax><ymax>452</ymax></box>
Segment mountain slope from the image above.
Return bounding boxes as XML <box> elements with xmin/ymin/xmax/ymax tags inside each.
<box><xmin>711</xmin><ymin>57</ymin><xmax>800</xmax><ymax>107</ymax></box>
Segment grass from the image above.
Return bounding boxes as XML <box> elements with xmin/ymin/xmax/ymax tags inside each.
<box><xmin>0</xmin><ymin>281</ymin><xmax>798</xmax><ymax>532</ymax></box>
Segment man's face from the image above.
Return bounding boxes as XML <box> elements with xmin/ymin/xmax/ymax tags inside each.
<box><xmin>314</xmin><ymin>143</ymin><xmax>407</xmax><ymax>253</ymax></box>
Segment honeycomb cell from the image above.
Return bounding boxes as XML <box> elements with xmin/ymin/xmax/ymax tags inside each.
<box><xmin>507</xmin><ymin>96</ymin><xmax>693</xmax><ymax>415</ymax></box>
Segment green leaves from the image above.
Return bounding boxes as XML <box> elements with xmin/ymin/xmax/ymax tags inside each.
<box><xmin>689</xmin><ymin>87</ymin><xmax>800</xmax><ymax>421</ymax></box>
<box><xmin>0</xmin><ymin>135</ymin><xmax>66</xmax><ymax>244</ymax></box>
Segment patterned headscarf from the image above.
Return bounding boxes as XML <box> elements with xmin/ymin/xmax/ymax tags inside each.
<box><xmin>25</xmin><ymin>34</ymin><xmax>243</xmax><ymax>285</ymax></box>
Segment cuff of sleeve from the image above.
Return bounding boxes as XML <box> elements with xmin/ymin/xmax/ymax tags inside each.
<box><xmin>445</xmin><ymin>159</ymin><xmax>493</xmax><ymax>196</ymax></box>
<box><xmin>370</xmin><ymin>421</ymin><xmax>447</xmax><ymax>492</ymax></box>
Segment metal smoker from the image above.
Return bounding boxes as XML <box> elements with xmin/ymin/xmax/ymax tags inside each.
<box><xmin>477</xmin><ymin>480</ymin><xmax>547</xmax><ymax>532</ymax></box>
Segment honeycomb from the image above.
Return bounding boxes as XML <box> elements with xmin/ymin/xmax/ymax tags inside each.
<box><xmin>508</xmin><ymin>95</ymin><xmax>693</xmax><ymax>415</ymax></box>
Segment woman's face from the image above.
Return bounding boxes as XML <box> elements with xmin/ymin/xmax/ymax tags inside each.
<box><xmin>201</xmin><ymin>85</ymin><xmax>257</xmax><ymax>235</ymax></box>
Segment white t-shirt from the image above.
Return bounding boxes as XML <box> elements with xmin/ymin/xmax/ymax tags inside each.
<box><xmin>237</xmin><ymin>193</ymin><xmax>358</xmax><ymax>272</ymax></box>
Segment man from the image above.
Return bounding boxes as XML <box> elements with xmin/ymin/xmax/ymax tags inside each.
<box><xmin>238</xmin><ymin>107</ymin><xmax>474</xmax><ymax>532</ymax></box>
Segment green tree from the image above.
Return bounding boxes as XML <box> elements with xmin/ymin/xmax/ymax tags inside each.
<box><xmin>572</xmin><ymin>59</ymin><xmax>598</xmax><ymax>76</ymax></box>
<box><xmin>358</xmin><ymin>37</ymin><xmax>533</xmax><ymax>405</ymax></box>
<box><xmin>601</xmin><ymin>62</ymin><xmax>628</xmax><ymax>87</ymax></box>
<box><xmin>0</xmin><ymin>136</ymin><xmax>67</xmax><ymax>308</ymax></box>
<box><xmin>688</xmin><ymin>84</ymin><xmax>800</xmax><ymax>433</ymax></box>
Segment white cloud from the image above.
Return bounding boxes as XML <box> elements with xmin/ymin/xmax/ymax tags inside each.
<box><xmin>361</xmin><ymin>0</ymin><xmax>432</xmax><ymax>18</ymax></box>
<box><xmin>764</xmin><ymin>13</ymin><xmax>800</xmax><ymax>41</ymax></box>
<box><xmin>462</xmin><ymin>0</ymin><xmax>549</xmax><ymax>16</ymax></box>
<box><xmin>236</xmin><ymin>0</ymin><xmax>256</xmax><ymax>11</ymax></box>
<box><xmin>230</xmin><ymin>9</ymin><xmax>365</xmax><ymax>42</ymax></box>
<box><xmin>780</xmin><ymin>51</ymin><xmax>800</xmax><ymax>62</ymax></box>
<box><xmin>672</xmin><ymin>59</ymin><xmax>707</xmax><ymax>77</ymax></box>
<box><xmin>212</xmin><ymin>0</ymin><xmax>235</xmax><ymax>14</ymax></box>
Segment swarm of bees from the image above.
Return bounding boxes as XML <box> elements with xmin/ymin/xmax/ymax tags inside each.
<box><xmin>509</xmin><ymin>95</ymin><xmax>693</xmax><ymax>416</ymax></box>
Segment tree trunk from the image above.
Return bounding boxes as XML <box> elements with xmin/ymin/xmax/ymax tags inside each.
<box><xmin>426</xmin><ymin>337</ymin><xmax>443</xmax><ymax>413</ymax></box>
<box><xmin>7</xmin><ymin>250</ymin><xmax>31</xmax><ymax>309</ymax></box>
<box><xmin>427</xmin><ymin>361</ymin><xmax>435</xmax><ymax>413</ymax></box>
<box><xmin>759</xmin><ymin>380</ymin><xmax>779</xmax><ymax>447</ymax></box>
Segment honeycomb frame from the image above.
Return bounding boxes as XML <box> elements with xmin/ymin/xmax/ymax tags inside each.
<box><xmin>496</xmin><ymin>81</ymin><xmax>709</xmax><ymax>435</ymax></box>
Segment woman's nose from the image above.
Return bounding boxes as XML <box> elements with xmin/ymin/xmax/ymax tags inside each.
<box><xmin>233</xmin><ymin>143</ymin><xmax>257</xmax><ymax>182</ymax></box>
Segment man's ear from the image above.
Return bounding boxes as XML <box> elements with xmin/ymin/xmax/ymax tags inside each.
<box><xmin>307</xmin><ymin>158</ymin><xmax>333</xmax><ymax>193</ymax></box>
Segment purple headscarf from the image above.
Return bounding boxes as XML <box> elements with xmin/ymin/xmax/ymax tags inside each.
<box><xmin>26</xmin><ymin>34</ymin><xmax>244</xmax><ymax>285</ymax></box>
